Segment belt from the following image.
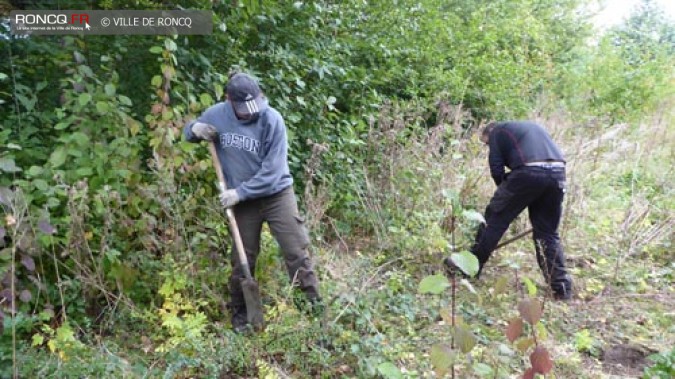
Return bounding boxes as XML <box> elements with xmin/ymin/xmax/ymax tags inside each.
<box><xmin>524</xmin><ymin>161</ymin><xmax>565</xmax><ymax>168</ymax></box>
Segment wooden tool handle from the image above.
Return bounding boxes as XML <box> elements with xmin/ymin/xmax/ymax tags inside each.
<box><xmin>495</xmin><ymin>228</ymin><xmax>533</xmax><ymax>250</ymax></box>
<box><xmin>208</xmin><ymin>141</ymin><xmax>253</xmax><ymax>280</ymax></box>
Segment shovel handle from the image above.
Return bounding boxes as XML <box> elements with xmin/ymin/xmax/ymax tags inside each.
<box><xmin>495</xmin><ymin>228</ymin><xmax>533</xmax><ymax>250</ymax></box>
<box><xmin>208</xmin><ymin>141</ymin><xmax>254</xmax><ymax>280</ymax></box>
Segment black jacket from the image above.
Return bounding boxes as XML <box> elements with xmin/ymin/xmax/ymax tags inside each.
<box><xmin>488</xmin><ymin>121</ymin><xmax>565</xmax><ymax>185</ymax></box>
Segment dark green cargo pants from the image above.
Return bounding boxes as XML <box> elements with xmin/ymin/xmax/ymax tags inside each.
<box><xmin>228</xmin><ymin>186</ymin><xmax>320</xmax><ymax>313</ymax></box>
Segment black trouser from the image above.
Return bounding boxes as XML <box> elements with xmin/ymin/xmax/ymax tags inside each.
<box><xmin>228</xmin><ymin>187</ymin><xmax>320</xmax><ymax>314</ymax></box>
<box><xmin>471</xmin><ymin>166</ymin><xmax>572</xmax><ymax>295</ymax></box>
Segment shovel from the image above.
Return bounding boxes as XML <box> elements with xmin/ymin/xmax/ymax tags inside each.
<box><xmin>495</xmin><ymin>228</ymin><xmax>533</xmax><ymax>250</ymax></box>
<box><xmin>208</xmin><ymin>141</ymin><xmax>265</xmax><ymax>331</ymax></box>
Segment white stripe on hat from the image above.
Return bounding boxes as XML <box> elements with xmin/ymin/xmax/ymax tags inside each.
<box><xmin>246</xmin><ymin>99</ymin><xmax>258</xmax><ymax>114</ymax></box>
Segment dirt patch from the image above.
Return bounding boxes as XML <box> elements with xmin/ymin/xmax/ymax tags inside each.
<box><xmin>601</xmin><ymin>344</ymin><xmax>656</xmax><ymax>377</ymax></box>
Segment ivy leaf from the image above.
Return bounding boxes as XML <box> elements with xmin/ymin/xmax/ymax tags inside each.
<box><xmin>506</xmin><ymin>317</ymin><xmax>524</xmax><ymax>343</ymax></box>
<box><xmin>430</xmin><ymin>344</ymin><xmax>456</xmax><ymax>375</ymax></box>
<box><xmin>530</xmin><ymin>346</ymin><xmax>554</xmax><ymax>374</ymax></box>
<box><xmin>418</xmin><ymin>274</ymin><xmax>450</xmax><ymax>294</ymax></box>
<box><xmin>149</xmin><ymin>46</ymin><xmax>163</xmax><ymax>54</ymax></box>
<box><xmin>377</xmin><ymin>362</ymin><xmax>403</xmax><ymax>379</ymax></box>
<box><xmin>448</xmin><ymin>251</ymin><xmax>480</xmax><ymax>277</ymax></box>
<box><xmin>518</xmin><ymin>299</ymin><xmax>543</xmax><ymax>325</ymax></box>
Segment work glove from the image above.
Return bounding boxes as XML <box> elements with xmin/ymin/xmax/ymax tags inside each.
<box><xmin>192</xmin><ymin>122</ymin><xmax>217</xmax><ymax>141</ymax></box>
<box><xmin>219</xmin><ymin>188</ymin><xmax>240</xmax><ymax>208</ymax></box>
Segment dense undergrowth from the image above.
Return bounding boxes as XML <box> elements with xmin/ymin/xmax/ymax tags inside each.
<box><xmin>1</xmin><ymin>0</ymin><xmax>673</xmax><ymax>378</ymax></box>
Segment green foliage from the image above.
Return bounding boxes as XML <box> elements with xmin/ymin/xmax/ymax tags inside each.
<box><xmin>449</xmin><ymin>251</ymin><xmax>481</xmax><ymax>277</ymax></box>
<box><xmin>574</xmin><ymin>329</ymin><xmax>602</xmax><ymax>357</ymax></box>
<box><xmin>643</xmin><ymin>348</ymin><xmax>675</xmax><ymax>379</ymax></box>
<box><xmin>155</xmin><ymin>257</ymin><xmax>209</xmax><ymax>356</ymax></box>
<box><xmin>557</xmin><ymin>1</ymin><xmax>674</xmax><ymax>122</ymax></box>
<box><xmin>1</xmin><ymin>0</ymin><xmax>673</xmax><ymax>377</ymax></box>
<box><xmin>377</xmin><ymin>361</ymin><xmax>404</xmax><ymax>379</ymax></box>
<box><xmin>418</xmin><ymin>274</ymin><xmax>450</xmax><ymax>295</ymax></box>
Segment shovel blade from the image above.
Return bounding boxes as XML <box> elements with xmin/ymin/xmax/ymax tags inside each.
<box><xmin>241</xmin><ymin>278</ymin><xmax>264</xmax><ymax>331</ymax></box>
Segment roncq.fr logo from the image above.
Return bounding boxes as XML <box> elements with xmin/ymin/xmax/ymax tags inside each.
<box><xmin>15</xmin><ymin>13</ymin><xmax>90</xmax><ymax>27</ymax></box>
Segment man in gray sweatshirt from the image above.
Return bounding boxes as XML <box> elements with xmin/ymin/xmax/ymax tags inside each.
<box><xmin>184</xmin><ymin>73</ymin><xmax>321</xmax><ymax>331</ymax></box>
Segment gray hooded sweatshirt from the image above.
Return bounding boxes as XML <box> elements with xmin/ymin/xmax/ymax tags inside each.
<box><xmin>183</xmin><ymin>100</ymin><xmax>293</xmax><ymax>201</ymax></box>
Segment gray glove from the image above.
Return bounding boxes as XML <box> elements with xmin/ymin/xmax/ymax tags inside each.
<box><xmin>219</xmin><ymin>188</ymin><xmax>240</xmax><ymax>208</ymax></box>
<box><xmin>192</xmin><ymin>122</ymin><xmax>217</xmax><ymax>141</ymax></box>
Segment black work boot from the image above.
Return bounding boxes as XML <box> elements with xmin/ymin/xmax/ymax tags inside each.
<box><xmin>552</xmin><ymin>286</ymin><xmax>572</xmax><ymax>301</ymax></box>
<box><xmin>230</xmin><ymin>306</ymin><xmax>250</xmax><ymax>333</ymax></box>
<box><xmin>443</xmin><ymin>257</ymin><xmax>478</xmax><ymax>279</ymax></box>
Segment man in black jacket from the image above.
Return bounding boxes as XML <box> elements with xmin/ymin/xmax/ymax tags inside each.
<box><xmin>445</xmin><ymin>121</ymin><xmax>573</xmax><ymax>300</ymax></box>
